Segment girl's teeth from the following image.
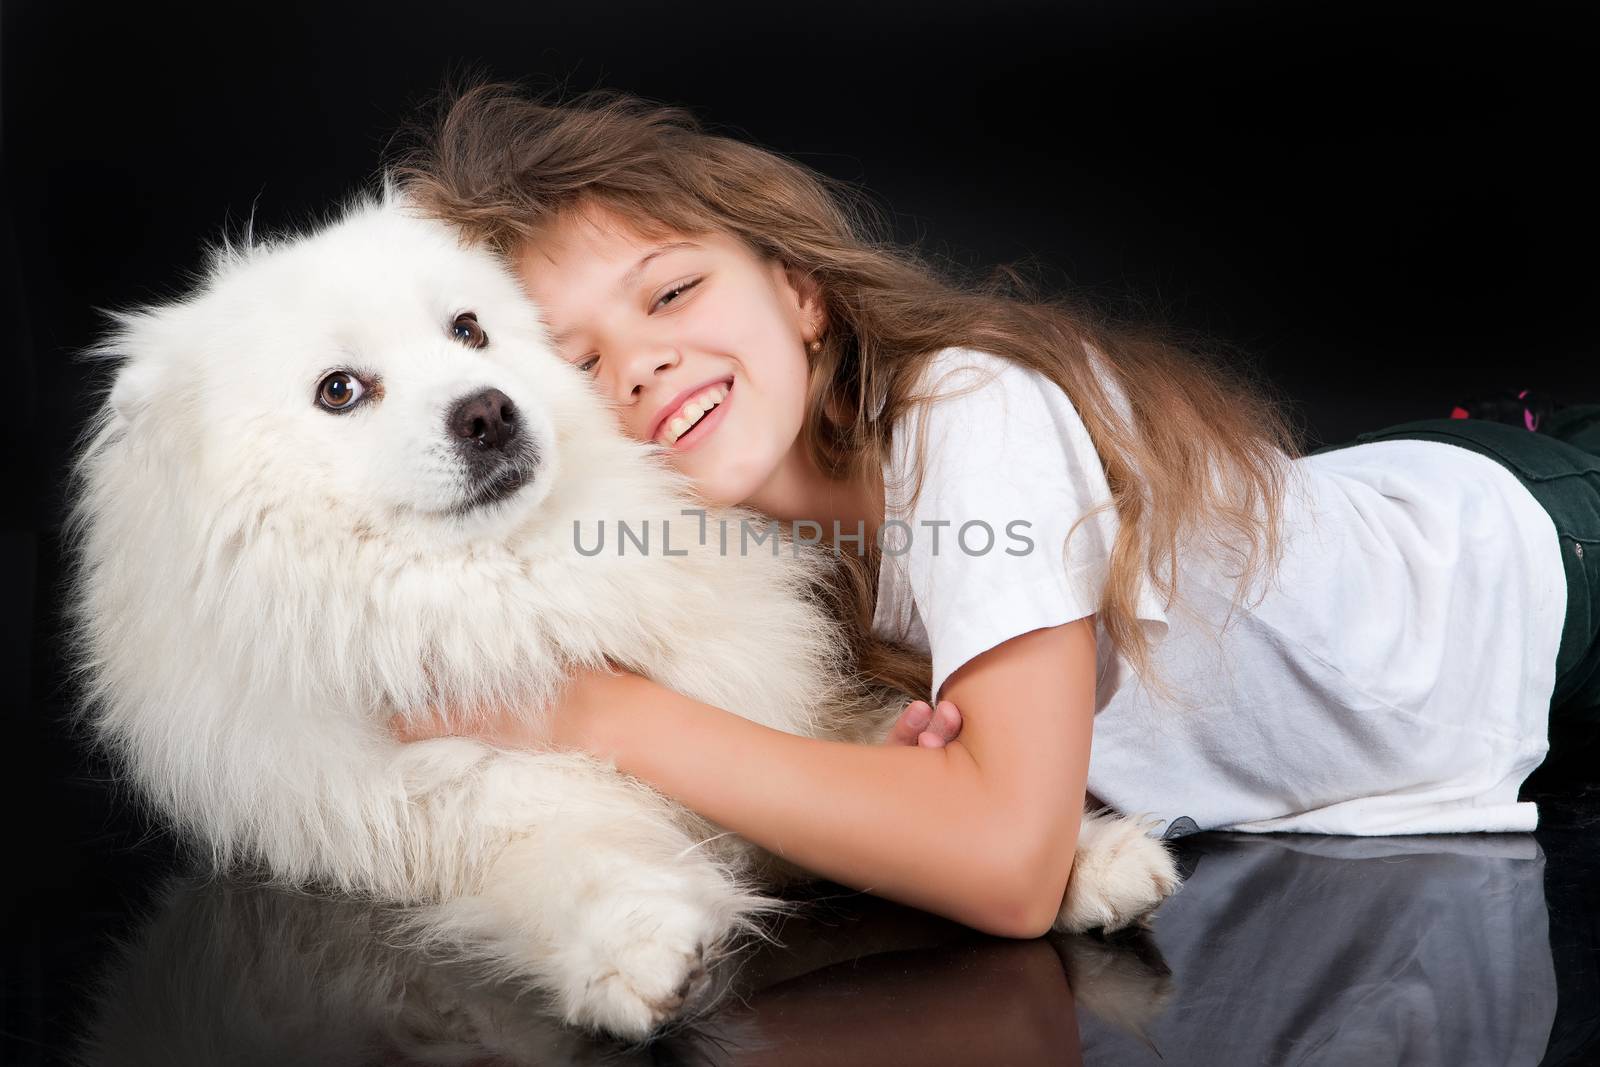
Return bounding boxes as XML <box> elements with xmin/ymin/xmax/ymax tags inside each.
<box><xmin>661</xmin><ymin>384</ymin><xmax>729</xmax><ymax>444</ymax></box>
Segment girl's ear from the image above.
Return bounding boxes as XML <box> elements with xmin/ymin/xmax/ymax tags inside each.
<box><xmin>782</xmin><ymin>263</ymin><xmax>828</xmax><ymax>338</ymax></box>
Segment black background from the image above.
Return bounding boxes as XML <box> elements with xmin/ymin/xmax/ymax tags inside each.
<box><xmin>4</xmin><ymin>0</ymin><xmax>1594</xmax><ymax>1058</ymax></box>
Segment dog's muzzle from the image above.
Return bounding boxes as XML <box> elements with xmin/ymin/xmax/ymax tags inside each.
<box><xmin>448</xmin><ymin>387</ymin><xmax>542</xmax><ymax>514</ymax></box>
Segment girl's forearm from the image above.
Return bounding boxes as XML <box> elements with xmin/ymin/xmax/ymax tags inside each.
<box><xmin>581</xmin><ymin>672</ymin><xmax>1043</xmax><ymax>938</ymax></box>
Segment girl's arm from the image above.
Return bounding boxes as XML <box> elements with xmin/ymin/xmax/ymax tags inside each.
<box><xmin>595</xmin><ymin>619</ymin><xmax>1096</xmax><ymax>938</ymax></box>
<box><xmin>405</xmin><ymin>618</ymin><xmax>1096</xmax><ymax>939</ymax></box>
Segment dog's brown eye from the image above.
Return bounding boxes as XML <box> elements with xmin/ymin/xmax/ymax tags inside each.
<box><xmin>316</xmin><ymin>371</ymin><xmax>365</xmax><ymax>412</ymax></box>
<box><xmin>451</xmin><ymin>312</ymin><xmax>488</xmax><ymax>349</ymax></box>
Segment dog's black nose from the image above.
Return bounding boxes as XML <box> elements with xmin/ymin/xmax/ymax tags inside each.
<box><xmin>448</xmin><ymin>388</ymin><xmax>519</xmax><ymax>452</ymax></box>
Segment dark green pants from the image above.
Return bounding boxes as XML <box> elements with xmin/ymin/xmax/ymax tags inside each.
<box><xmin>1309</xmin><ymin>405</ymin><xmax>1600</xmax><ymax>723</ymax></box>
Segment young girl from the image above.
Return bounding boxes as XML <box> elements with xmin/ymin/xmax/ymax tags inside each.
<box><xmin>391</xmin><ymin>84</ymin><xmax>1600</xmax><ymax>937</ymax></box>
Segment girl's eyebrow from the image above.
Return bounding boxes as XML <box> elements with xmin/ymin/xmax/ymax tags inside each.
<box><xmin>615</xmin><ymin>241</ymin><xmax>699</xmax><ymax>294</ymax></box>
<box><xmin>550</xmin><ymin>241</ymin><xmax>700</xmax><ymax>347</ymax></box>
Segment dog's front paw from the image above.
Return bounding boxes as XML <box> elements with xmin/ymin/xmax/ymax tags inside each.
<box><xmin>1054</xmin><ymin>812</ymin><xmax>1182</xmax><ymax>934</ymax></box>
<box><xmin>560</xmin><ymin>890</ymin><xmax>724</xmax><ymax>1040</ymax></box>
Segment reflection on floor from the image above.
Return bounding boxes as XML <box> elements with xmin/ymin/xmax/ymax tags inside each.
<box><xmin>37</xmin><ymin>777</ymin><xmax>1595</xmax><ymax>1066</ymax></box>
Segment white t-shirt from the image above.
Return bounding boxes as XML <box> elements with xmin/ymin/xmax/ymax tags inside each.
<box><xmin>871</xmin><ymin>347</ymin><xmax>1568</xmax><ymax>835</ymax></box>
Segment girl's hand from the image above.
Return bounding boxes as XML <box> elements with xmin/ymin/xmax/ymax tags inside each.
<box><xmin>387</xmin><ymin>664</ymin><xmax>622</xmax><ymax>753</ymax></box>
<box><xmin>388</xmin><ymin>706</ymin><xmax>453</xmax><ymax>743</ymax></box>
<box><xmin>885</xmin><ymin>699</ymin><xmax>963</xmax><ymax>748</ymax></box>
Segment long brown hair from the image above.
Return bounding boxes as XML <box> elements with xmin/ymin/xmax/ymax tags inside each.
<box><xmin>393</xmin><ymin>82</ymin><xmax>1304</xmax><ymax>702</ymax></box>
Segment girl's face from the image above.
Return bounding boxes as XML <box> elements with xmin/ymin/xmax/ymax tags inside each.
<box><xmin>513</xmin><ymin>203</ymin><xmax>825</xmax><ymax>511</ymax></box>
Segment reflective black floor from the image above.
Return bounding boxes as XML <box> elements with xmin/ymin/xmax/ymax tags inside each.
<box><xmin>5</xmin><ymin>752</ymin><xmax>1596</xmax><ymax>1065</ymax></box>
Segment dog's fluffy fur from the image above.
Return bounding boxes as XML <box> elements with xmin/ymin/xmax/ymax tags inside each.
<box><xmin>65</xmin><ymin>191</ymin><xmax>1179</xmax><ymax>1038</ymax></box>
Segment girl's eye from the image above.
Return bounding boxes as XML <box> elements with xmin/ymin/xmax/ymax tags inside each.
<box><xmin>316</xmin><ymin>371</ymin><xmax>367</xmax><ymax>412</ymax></box>
<box><xmin>651</xmin><ymin>277</ymin><xmax>701</xmax><ymax>312</ymax></box>
<box><xmin>451</xmin><ymin>311</ymin><xmax>488</xmax><ymax>348</ymax></box>
<box><xmin>575</xmin><ymin>354</ymin><xmax>599</xmax><ymax>374</ymax></box>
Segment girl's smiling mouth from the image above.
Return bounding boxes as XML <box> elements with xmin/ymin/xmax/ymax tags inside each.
<box><xmin>656</xmin><ymin>377</ymin><xmax>734</xmax><ymax>450</ymax></box>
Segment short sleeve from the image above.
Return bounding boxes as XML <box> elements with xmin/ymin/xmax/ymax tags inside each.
<box><xmin>877</xmin><ymin>348</ymin><xmax>1170</xmax><ymax>700</ymax></box>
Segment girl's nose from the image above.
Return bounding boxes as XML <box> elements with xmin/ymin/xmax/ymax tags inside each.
<box><xmin>616</xmin><ymin>342</ymin><xmax>682</xmax><ymax>402</ymax></box>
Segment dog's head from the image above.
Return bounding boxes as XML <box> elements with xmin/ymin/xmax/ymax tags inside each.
<box><xmin>90</xmin><ymin>190</ymin><xmax>596</xmax><ymax>541</ymax></box>
<box><xmin>67</xmin><ymin>188</ymin><xmax>645</xmax><ymax>725</ymax></box>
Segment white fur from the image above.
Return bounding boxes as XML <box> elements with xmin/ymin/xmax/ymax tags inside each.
<box><xmin>65</xmin><ymin>189</ymin><xmax>1178</xmax><ymax>1040</ymax></box>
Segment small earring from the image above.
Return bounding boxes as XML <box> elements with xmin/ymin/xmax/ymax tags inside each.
<box><xmin>807</xmin><ymin>339</ymin><xmax>823</xmax><ymax>354</ymax></box>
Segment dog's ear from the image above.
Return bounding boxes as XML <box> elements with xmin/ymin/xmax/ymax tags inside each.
<box><xmin>378</xmin><ymin>170</ymin><xmax>405</xmax><ymax>210</ymax></box>
<box><xmin>92</xmin><ymin>306</ymin><xmax>174</xmax><ymax>426</ymax></box>
<box><xmin>108</xmin><ymin>358</ymin><xmax>165</xmax><ymax>424</ymax></box>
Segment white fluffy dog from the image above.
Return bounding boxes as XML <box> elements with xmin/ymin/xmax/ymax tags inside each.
<box><xmin>65</xmin><ymin>190</ymin><xmax>1180</xmax><ymax>1039</ymax></box>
